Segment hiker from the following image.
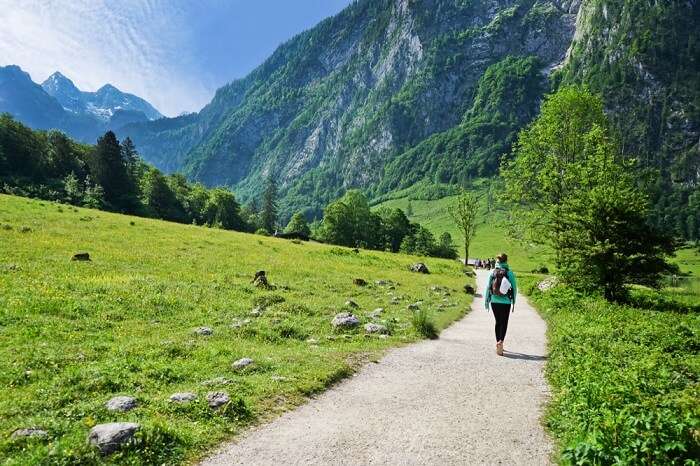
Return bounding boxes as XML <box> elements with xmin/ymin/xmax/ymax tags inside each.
<box><xmin>484</xmin><ymin>253</ymin><xmax>517</xmax><ymax>356</ymax></box>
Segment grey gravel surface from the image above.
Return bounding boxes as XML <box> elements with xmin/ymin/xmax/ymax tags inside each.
<box><xmin>201</xmin><ymin>270</ymin><xmax>551</xmax><ymax>465</ymax></box>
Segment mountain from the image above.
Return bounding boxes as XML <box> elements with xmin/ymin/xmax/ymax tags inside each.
<box><xmin>0</xmin><ymin>65</ymin><xmax>163</xmax><ymax>143</ymax></box>
<box><xmin>42</xmin><ymin>72</ymin><xmax>163</xmax><ymax>122</ymax></box>
<box><xmin>121</xmin><ymin>0</ymin><xmax>580</xmax><ymax>216</ymax></box>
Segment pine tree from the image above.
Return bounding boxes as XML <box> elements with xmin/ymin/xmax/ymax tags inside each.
<box><xmin>262</xmin><ymin>175</ymin><xmax>278</xmax><ymax>234</ymax></box>
<box><xmin>90</xmin><ymin>131</ymin><xmax>136</xmax><ymax>211</ymax></box>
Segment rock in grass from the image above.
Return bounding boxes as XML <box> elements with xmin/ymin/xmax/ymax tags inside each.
<box><xmin>11</xmin><ymin>428</ymin><xmax>48</xmax><ymax>439</ymax></box>
<box><xmin>232</xmin><ymin>357</ymin><xmax>254</xmax><ymax>371</ymax></box>
<box><xmin>71</xmin><ymin>252</ymin><xmax>90</xmax><ymax>261</ymax></box>
<box><xmin>206</xmin><ymin>391</ymin><xmax>230</xmax><ymax>409</ymax></box>
<box><xmin>88</xmin><ymin>422</ymin><xmax>139</xmax><ymax>454</ymax></box>
<box><xmin>410</xmin><ymin>263</ymin><xmax>429</xmax><ymax>274</ymax></box>
<box><xmin>201</xmin><ymin>377</ymin><xmax>231</xmax><ymax>386</ymax></box>
<box><xmin>194</xmin><ymin>326</ymin><xmax>213</xmax><ymax>336</ymax></box>
<box><xmin>230</xmin><ymin>318</ymin><xmax>251</xmax><ymax>328</ymax></box>
<box><xmin>169</xmin><ymin>392</ymin><xmax>197</xmax><ymax>403</ymax></box>
<box><xmin>105</xmin><ymin>396</ymin><xmax>137</xmax><ymax>412</ymax></box>
<box><xmin>332</xmin><ymin>312</ymin><xmax>360</xmax><ymax>329</ymax></box>
<box><xmin>364</xmin><ymin>323</ymin><xmax>389</xmax><ymax>335</ymax></box>
<box><xmin>353</xmin><ymin>278</ymin><xmax>367</xmax><ymax>286</ymax></box>
<box><xmin>538</xmin><ymin>277</ymin><xmax>558</xmax><ymax>292</ymax></box>
<box><xmin>249</xmin><ymin>306</ymin><xmax>263</xmax><ymax>317</ymax></box>
<box><xmin>344</xmin><ymin>299</ymin><xmax>359</xmax><ymax>309</ymax></box>
<box><xmin>368</xmin><ymin>308</ymin><xmax>384</xmax><ymax>319</ymax></box>
<box><xmin>407</xmin><ymin>302</ymin><xmax>421</xmax><ymax>311</ymax></box>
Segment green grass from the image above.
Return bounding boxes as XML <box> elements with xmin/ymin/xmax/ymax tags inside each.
<box><xmin>523</xmin><ymin>277</ymin><xmax>699</xmax><ymax>465</ymax></box>
<box><xmin>374</xmin><ymin>182</ymin><xmax>550</xmax><ymax>273</ymax></box>
<box><xmin>0</xmin><ymin>194</ymin><xmax>472</xmax><ymax>465</ymax></box>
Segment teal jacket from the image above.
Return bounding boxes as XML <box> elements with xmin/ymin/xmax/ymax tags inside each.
<box><xmin>484</xmin><ymin>262</ymin><xmax>517</xmax><ymax>309</ymax></box>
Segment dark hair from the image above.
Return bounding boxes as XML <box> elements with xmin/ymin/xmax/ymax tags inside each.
<box><xmin>497</xmin><ymin>253</ymin><xmax>508</xmax><ymax>263</ymax></box>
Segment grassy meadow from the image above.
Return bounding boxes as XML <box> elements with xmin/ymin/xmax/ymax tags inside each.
<box><xmin>0</xmin><ymin>194</ymin><xmax>471</xmax><ymax>464</ymax></box>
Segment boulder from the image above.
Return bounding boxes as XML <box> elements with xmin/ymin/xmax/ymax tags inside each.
<box><xmin>88</xmin><ymin>422</ymin><xmax>139</xmax><ymax>454</ymax></box>
<box><xmin>206</xmin><ymin>391</ymin><xmax>230</xmax><ymax>409</ymax></box>
<box><xmin>11</xmin><ymin>428</ymin><xmax>48</xmax><ymax>439</ymax></box>
<box><xmin>169</xmin><ymin>392</ymin><xmax>197</xmax><ymax>403</ymax></box>
<box><xmin>409</xmin><ymin>263</ymin><xmax>429</xmax><ymax>274</ymax></box>
<box><xmin>201</xmin><ymin>377</ymin><xmax>231</xmax><ymax>386</ymax></box>
<box><xmin>71</xmin><ymin>252</ymin><xmax>90</xmax><ymax>261</ymax></box>
<box><xmin>538</xmin><ymin>277</ymin><xmax>558</xmax><ymax>292</ymax></box>
<box><xmin>105</xmin><ymin>396</ymin><xmax>137</xmax><ymax>412</ymax></box>
<box><xmin>331</xmin><ymin>312</ymin><xmax>360</xmax><ymax>329</ymax></box>
<box><xmin>232</xmin><ymin>357</ymin><xmax>254</xmax><ymax>371</ymax></box>
<box><xmin>364</xmin><ymin>323</ymin><xmax>389</xmax><ymax>335</ymax></box>
<box><xmin>194</xmin><ymin>326</ymin><xmax>213</xmax><ymax>336</ymax></box>
<box><xmin>230</xmin><ymin>318</ymin><xmax>251</xmax><ymax>328</ymax></box>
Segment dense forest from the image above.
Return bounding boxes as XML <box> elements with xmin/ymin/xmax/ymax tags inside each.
<box><xmin>0</xmin><ymin>114</ymin><xmax>457</xmax><ymax>259</ymax></box>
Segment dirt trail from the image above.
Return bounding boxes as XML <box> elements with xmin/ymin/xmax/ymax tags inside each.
<box><xmin>201</xmin><ymin>269</ymin><xmax>551</xmax><ymax>465</ymax></box>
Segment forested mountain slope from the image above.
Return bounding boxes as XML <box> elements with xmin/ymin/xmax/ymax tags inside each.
<box><xmin>121</xmin><ymin>0</ymin><xmax>580</xmax><ymax>216</ymax></box>
<box><xmin>120</xmin><ymin>0</ymin><xmax>698</xmax><ymax>238</ymax></box>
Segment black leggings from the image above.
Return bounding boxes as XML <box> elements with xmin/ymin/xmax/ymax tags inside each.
<box><xmin>491</xmin><ymin>303</ymin><xmax>511</xmax><ymax>342</ymax></box>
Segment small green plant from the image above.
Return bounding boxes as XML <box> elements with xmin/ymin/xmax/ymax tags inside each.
<box><xmin>412</xmin><ymin>309</ymin><xmax>439</xmax><ymax>339</ymax></box>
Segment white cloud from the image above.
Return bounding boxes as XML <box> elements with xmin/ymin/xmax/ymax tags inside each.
<box><xmin>0</xmin><ymin>0</ymin><xmax>213</xmax><ymax>116</ymax></box>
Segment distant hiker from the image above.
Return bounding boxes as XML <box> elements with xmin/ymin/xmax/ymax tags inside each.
<box><xmin>484</xmin><ymin>253</ymin><xmax>517</xmax><ymax>356</ymax></box>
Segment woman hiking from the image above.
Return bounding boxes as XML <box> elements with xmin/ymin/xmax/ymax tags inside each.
<box><xmin>484</xmin><ymin>253</ymin><xmax>517</xmax><ymax>356</ymax></box>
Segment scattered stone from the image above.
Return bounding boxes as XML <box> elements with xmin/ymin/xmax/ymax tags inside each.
<box><xmin>105</xmin><ymin>396</ymin><xmax>137</xmax><ymax>412</ymax></box>
<box><xmin>271</xmin><ymin>375</ymin><xmax>289</xmax><ymax>382</ymax></box>
<box><xmin>409</xmin><ymin>262</ymin><xmax>429</xmax><ymax>274</ymax></box>
<box><xmin>71</xmin><ymin>252</ymin><xmax>90</xmax><ymax>261</ymax></box>
<box><xmin>364</xmin><ymin>323</ymin><xmax>389</xmax><ymax>335</ymax></box>
<box><xmin>344</xmin><ymin>299</ymin><xmax>359</xmax><ymax>309</ymax></box>
<box><xmin>368</xmin><ymin>308</ymin><xmax>384</xmax><ymax>319</ymax></box>
<box><xmin>206</xmin><ymin>391</ymin><xmax>230</xmax><ymax>409</ymax></box>
<box><xmin>353</xmin><ymin>278</ymin><xmax>367</xmax><ymax>286</ymax></box>
<box><xmin>19</xmin><ymin>226</ymin><xmax>32</xmax><ymax>233</ymax></box>
<box><xmin>538</xmin><ymin>277</ymin><xmax>558</xmax><ymax>292</ymax></box>
<box><xmin>463</xmin><ymin>284</ymin><xmax>476</xmax><ymax>295</ymax></box>
<box><xmin>194</xmin><ymin>326</ymin><xmax>213</xmax><ymax>336</ymax></box>
<box><xmin>375</xmin><ymin>280</ymin><xmax>389</xmax><ymax>286</ymax></box>
<box><xmin>306</xmin><ymin>338</ymin><xmax>318</xmax><ymax>344</ymax></box>
<box><xmin>252</xmin><ymin>270</ymin><xmax>272</xmax><ymax>289</ymax></box>
<box><xmin>249</xmin><ymin>306</ymin><xmax>263</xmax><ymax>317</ymax></box>
<box><xmin>231</xmin><ymin>318</ymin><xmax>251</xmax><ymax>328</ymax></box>
<box><xmin>331</xmin><ymin>312</ymin><xmax>360</xmax><ymax>329</ymax></box>
<box><xmin>232</xmin><ymin>357</ymin><xmax>254</xmax><ymax>371</ymax></box>
<box><xmin>169</xmin><ymin>392</ymin><xmax>197</xmax><ymax>403</ymax></box>
<box><xmin>201</xmin><ymin>377</ymin><xmax>231</xmax><ymax>386</ymax></box>
<box><xmin>390</xmin><ymin>297</ymin><xmax>400</xmax><ymax>304</ymax></box>
<box><xmin>88</xmin><ymin>422</ymin><xmax>139</xmax><ymax>454</ymax></box>
<box><xmin>11</xmin><ymin>428</ymin><xmax>48</xmax><ymax>439</ymax></box>
<box><xmin>407</xmin><ymin>302</ymin><xmax>421</xmax><ymax>311</ymax></box>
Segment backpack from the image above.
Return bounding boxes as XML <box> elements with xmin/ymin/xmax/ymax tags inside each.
<box><xmin>491</xmin><ymin>268</ymin><xmax>512</xmax><ymax>298</ymax></box>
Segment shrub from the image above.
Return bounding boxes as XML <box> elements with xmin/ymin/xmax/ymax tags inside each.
<box><xmin>411</xmin><ymin>309</ymin><xmax>439</xmax><ymax>339</ymax></box>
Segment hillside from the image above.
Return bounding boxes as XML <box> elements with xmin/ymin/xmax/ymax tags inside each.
<box><xmin>0</xmin><ymin>194</ymin><xmax>469</xmax><ymax>464</ymax></box>
<box><xmin>117</xmin><ymin>0</ymin><xmax>698</xmax><ymax>239</ymax></box>
<box><xmin>120</xmin><ymin>0</ymin><xmax>579</xmax><ymax>216</ymax></box>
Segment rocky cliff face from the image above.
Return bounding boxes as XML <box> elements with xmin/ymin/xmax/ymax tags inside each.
<box><xmin>122</xmin><ymin>0</ymin><xmax>580</xmax><ymax>216</ymax></box>
<box><xmin>120</xmin><ymin>0</ymin><xmax>697</xmax><ymax>228</ymax></box>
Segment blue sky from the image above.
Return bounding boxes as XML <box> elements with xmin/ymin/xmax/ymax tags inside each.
<box><xmin>0</xmin><ymin>0</ymin><xmax>352</xmax><ymax>116</ymax></box>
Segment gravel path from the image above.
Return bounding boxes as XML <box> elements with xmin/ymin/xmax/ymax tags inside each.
<box><xmin>201</xmin><ymin>270</ymin><xmax>551</xmax><ymax>465</ymax></box>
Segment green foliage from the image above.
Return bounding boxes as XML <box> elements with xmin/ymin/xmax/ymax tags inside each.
<box><xmin>557</xmin><ymin>0</ymin><xmax>700</xmax><ymax>241</ymax></box>
<box><xmin>0</xmin><ymin>194</ymin><xmax>471</xmax><ymax>464</ymax></box>
<box><xmin>411</xmin><ymin>309</ymin><xmax>439</xmax><ymax>340</ymax></box>
<box><xmin>0</xmin><ymin>115</ymin><xmax>250</xmax><ymax>233</ymax></box>
<box><xmin>284</xmin><ymin>212</ymin><xmax>311</xmax><ymax>237</ymax></box>
<box><xmin>526</xmin><ymin>282</ymin><xmax>700</xmax><ymax>465</ymax></box>
<box><xmin>449</xmin><ymin>189</ymin><xmax>479</xmax><ymax>262</ymax></box>
<box><xmin>502</xmin><ymin>86</ymin><xmax>673</xmax><ymax>299</ymax></box>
